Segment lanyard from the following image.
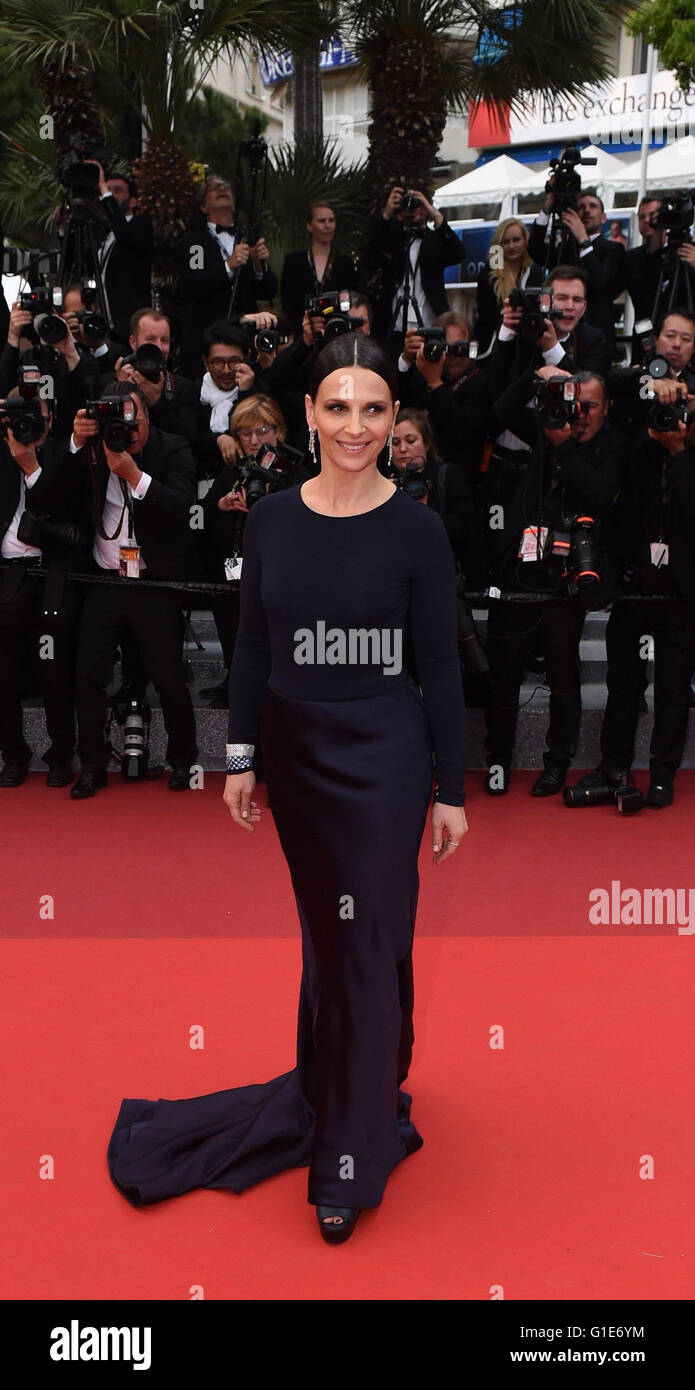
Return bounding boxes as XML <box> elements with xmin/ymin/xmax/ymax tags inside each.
<box><xmin>308</xmin><ymin>245</ymin><xmax>335</xmax><ymax>294</ymax></box>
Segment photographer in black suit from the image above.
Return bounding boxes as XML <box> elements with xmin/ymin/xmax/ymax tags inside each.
<box><xmin>176</xmin><ymin>174</ymin><xmax>277</xmax><ymax>378</ymax></box>
<box><xmin>529</xmin><ymin>188</ymin><xmax>626</xmax><ymax>360</ymax></box>
<box><xmin>0</xmin><ymin>393</ymin><xmax>81</xmax><ymax>787</ymax></box>
<box><xmin>360</xmin><ymin>184</ymin><xmax>462</xmax><ymax>349</ymax></box>
<box><xmin>83</xmin><ymin>162</ymin><xmax>154</xmax><ymax>346</ymax></box>
<box><xmin>110</xmin><ymin>308</ymin><xmax>198</xmax><ymax>449</ymax></box>
<box><xmin>572</xmin><ymin>391</ymin><xmax>695</xmax><ymax>809</ymax></box>
<box><xmin>66</xmin><ymin>382</ymin><xmax>198</xmax><ymax>797</ymax></box>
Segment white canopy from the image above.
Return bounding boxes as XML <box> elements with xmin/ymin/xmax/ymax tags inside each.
<box><xmin>520</xmin><ymin>145</ymin><xmax>642</xmax><ymax>196</ymax></box>
<box><xmin>643</xmin><ymin>134</ymin><xmax>695</xmax><ymax>188</ymax></box>
<box><xmin>433</xmin><ymin>154</ymin><xmax>531</xmax><ymax>217</ymax></box>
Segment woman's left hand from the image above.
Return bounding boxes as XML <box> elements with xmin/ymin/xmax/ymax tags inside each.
<box><xmin>431</xmin><ymin>803</ymin><xmax>468</xmax><ymax>865</ymax></box>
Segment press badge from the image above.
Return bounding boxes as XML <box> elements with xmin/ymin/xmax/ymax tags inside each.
<box><xmin>224</xmin><ymin>555</ymin><xmax>243</xmax><ymax>581</ymax></box>
<box><xmin>119</xmin><ymin>545</ymin><xmax>142</xmax><ymax>578</ymax></box>
<box><xmin>519</xmin><ymin>526</ymin><xmax>548</xmax><ymax>561</ymax></box>
<box><xmin>650</xmin><ymin>541</ymin><xmax>669</xmax><ymax>569</ymax></box>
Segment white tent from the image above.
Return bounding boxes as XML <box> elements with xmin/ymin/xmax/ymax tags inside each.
<box><xmin>644</xmin><ymin>134</ymin><xmax>695</xmax><ymax>189</ymax></box>
<box><xmin>433</xmin><ymin>154</ymin><xmax>532</xmax><ymax>218</ymax></box>
<box><xmin>520</xmin><ymin>146</ymin><xmax>641</xmax><ymax>198</ymax></box>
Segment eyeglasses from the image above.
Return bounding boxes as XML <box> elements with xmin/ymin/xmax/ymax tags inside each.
<box><xmin>237</xmin><ymin>425</ymin><xmax>274</xmax><ymax>440</ymax></box>
<box><xmin>209</xmin><ymin>356</ymin><xmax>242</xmax><ymax>368</ymax></box>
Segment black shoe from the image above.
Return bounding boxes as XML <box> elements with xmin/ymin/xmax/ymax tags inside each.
<box><xmin>70</xmin><ymin>770</ymin><xmax>107</xmax><ymax>799</ymax></box>
<box><xmin>316</xmin><ymin>1206</ymin><xmax>361</xmax><ymax>1245</ymax></box>
<box><xmin>485</xmin><ymin>764</ymin><xmax>510</xmax><ymax>795</ymax></box>
<box><xmin>575</xmin><ymin>764</ymin><xmax>626</xmax><ymax>792</ymax></box>
<box><xmin>168</xmin><ymin>768</ymin><xmax>191</xmax><ymax>791</ymax></box>
<box><xmin>46</xmin><ymin>763</ymin><xmax>73</xmax><ymax>788</ymax></box>
<box><xmin>532</xmin><ymin>766</ymin><xmax>566</xmax><ymax>797</ymax></box>
<box><xmin>0</xmin><ymin>760</ymin><xmax>29</xmax><ymax>787</ymax></box>
<box><xmin>646</xmin><ymin>778</ymin><xmax>673</xmax><ymax>809</ymax></box>
<box><xmin>199</xmin><ymin>675</ymin><xmax>229</xmax><ymax>703</ymax></box>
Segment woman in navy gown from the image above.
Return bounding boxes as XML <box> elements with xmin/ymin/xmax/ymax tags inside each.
<box><xmin>107</xmin><ymin>334</ymin><xmax>468</xmax><ymax>1243</ymax></box>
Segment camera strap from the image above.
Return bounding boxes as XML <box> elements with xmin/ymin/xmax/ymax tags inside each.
<box><xmin>87</xmin><ymin>442</ymin><xmax>132</xmax><ymax>541</ymax></box>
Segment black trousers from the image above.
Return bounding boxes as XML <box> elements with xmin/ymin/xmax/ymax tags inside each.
<box><xmin>210</xmin><ymin>585</ymin><xmax>240</xmax><ymax>670</ymax></box>
<box><xmin>74</xmin><ymin>579</ymin><xmax>197</xmax><ymax>773</ymax></box>
<box><xmin>0</xmin><ymin>566</ymin><xmax>78</xmax><ymax>767</ymax></box>
<box><xmin>485</xmin><ymin>594</ymin><xmax>586</xmax><ymax>770</ymax></box>
<box><xmin>600</xmin><ymin>598</ymin><xmax>695</xmax><ymax>778</ymax></box>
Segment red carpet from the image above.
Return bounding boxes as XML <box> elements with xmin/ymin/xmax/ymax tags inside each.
<box><xmin>2</xmin><ymin>773</ymin><xmax>694</xmax><ymax>1300</ymax></box>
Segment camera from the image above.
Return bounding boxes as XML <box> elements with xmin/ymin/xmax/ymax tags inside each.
<box><xmin>74</xmin><ymin>310</ymin><xmax>108</xmax><ymax>345</ymax></box>
<box><xmin>20</xmin><ymin>286</ymin><xmax>67</xmax><ymax>345</ymax></box>
<box><xmin>648</xmin><ymin>399</ymin><xmax>695</xmax><ymax>432</ymax></box>
<box><xmin>651</xmin><ymin>191</ymin><xmax>694</xmax><ymax>246</ymax></box>
<box><xmin>255</xmin><ymin>329</ymin><xmax>292</xmax><ymax>355</ymax></box>
<box><xmin>399</xmin><ymin>190</ymin><xmax>421</xmax><ymax>218</ymax></box>
<box><xmin>550</xmin><ymin>513</ymin><xmax>601</xmax><ymax>589</ymax></box>
<box><xmin>419</xmin><ymin>327</ymin><xmax>479</xmax><ymax>363</ymax></box>
<box><xmin>0</xmin><ymin>365</ymin><xmax>45</xmax><ymax>445</ymax></box>
<box><xmin>546</xmin><ymin>144</ymin><xmax>597</xmax><ymax>213</ymax></box>
<box><xmin>238</xmin><ymin>444</ymin><xmax>295</xmax><ymax>508</ymax></box>
<box><xmin>16</xmin><ymin>510</ymin><xmax>82</xmax><ymax>550</ymax></box>
<box><xmin>391</xmin><ymin>456</ymin><xmax>430</xmax><ymax>500</ymax></box>
<box><xmin>57</xmin><ymin>132</ymin><xmax>109</xmax><ymax>198</ymax></box>
<box><xmin>85</xmin><ymin>395</ymin><xmax>138</xmax><ymax>451</ymax></box>
<box><xmin>111</xmin><ymin>687</ymin><xmax>151</xmax><ymax>780</ymax></box>
<box><xmin>306</xmin><ymin>291</ymin><xmax>353</xmax><ymax>339</ymax></box>
<box><xmin>509</xmin><ymin>287</ymin><xmax>556</xmax><ymax>341</ymax></box>
<box><xmin>563</xmin><ymin>773</ymin><xmax>643</xmax><ymax>812</ymax></box>
<box><xmin>534</xmin><ymin>374</ymin><xmax>582</xmax><ymax>428</ymax></box>
<box><xmin>120</xmin><ymin>343</ymin><xmax>165</xmax><ymax>383</ymax></box>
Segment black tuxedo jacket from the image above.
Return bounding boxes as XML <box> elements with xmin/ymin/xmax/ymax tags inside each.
<box><xmin>280</xmin><ymin>249</ymin><xmax>357</xmax><ymax>333</ymax></box>
<box><xmin>360</xmin><ymin>217</ymin><xmax>463</xmax><ymax>340</ymax></box>
<box><xmin>57</xmin><ymin>425</ymin><xmax>198</xmax><ymax>579</ymax></box>
<box><xmin>484</xmin><ymin>317</ymin><xmax>611</xmax><ymax>404</ymax></box>
<box><xmin>99</xmin><ymin>196</ymin><xmax>154</xmax><ymax>344</ymax></box>
<box><xmin>0</xmin><ymin>435</ymin><xmax>77</xmax><ymax>562</ymax></box>
<box><xmin>614</xmin><ymin>436</ymin><xmax>695</xmax><ymax>607</ymax></box>
<box><xmin>176</xmin><ymin>227</ymin><xmax>278</xmax><ymax>376</ymax></box>
<box><xmin>475</xmin><ymin>260</ymin><xmax>545</xmax><ymax>353</ymax></box>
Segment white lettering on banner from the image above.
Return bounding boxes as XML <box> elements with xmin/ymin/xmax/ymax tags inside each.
<box><xmin>260</xmin><ymin>37</ymin><xmax>358</xmax><ymax>88</ymax></box>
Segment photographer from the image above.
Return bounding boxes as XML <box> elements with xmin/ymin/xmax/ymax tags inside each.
<box><xmin>176</xmin><ymin>174</ymin><xmax>277</xmax><ymax>378</ymax></box>
<box><xmin>66</xmin><ymin>382</ymin><xmax>198</xmax><ymax>798</ymax></box>
<box><xmin>571</xmin><ymin>389</ymin><xmax>695</xmax><ymax>810</ymax></box>
<box><xmin>199</xmin><ymin>394</ymin><xmax>309</xmax><ymax>707</ymax></box>
<box><xmin>607</xmin><ymin>309</ymin><xmax>695</xmax><ymax>434</ymax></box>
<box><xmin>280</xmin><ymin>202</ymin><xmax>357</xmax><ymax>335</ymax></box>
<box><xmin>475</xmin><ymin>218</ymin><xmax>544</xmax><ymax>354</ymax></box>
<box><xmin>85</xmin><ymin>162</ymin><xmax>154</xmax><ymax>346</ymax></box>
<box><xmin>194</xmin><ymin>322</ymin><xmax>268</xmax><ymax>483</ymax></box>
<box><xmin>0</xmin><ymin>295</ymin><xmax>98</xmax><ymax>441</ymax></box>
<box><xmin>484</xmin><ymin>371</ymin><xmax>626</xmax><ymax>798</ymax></box>
<box><xmin>626</xmin><ymin>193</ymin><xmax>695</xmax><ymax>364</ymax></box>
<box><xmin>489</xmin><ymin>265</ymin><xmax>610</xmax><ymax>392</ymax></box>
<box><xmin>0</xmin><ymin>390</ymin><xmax>81</xmax><ymax>787</ymax></box>
<box><xmin>360</xmin><ymin>184</ymin><xmax>462</xmax><ymax>348</ymax></box>
<box><xmin>111</xmin><ymin>308</ymin><xmax>197</xmax><ymax>449</ymax></box>
<box><xmin>60</xmin><ymin>282</ymin><xmax>125</xmax><ymax>372</ymax></box>
<box><xmin>529</xmin><ymin>183</ymin><xmax>626</xmax><ymax>358</ymax></box>
<box><xmin>397</xmin><ymin>311</ymin><xmax>491</xmax><ymax>478</ymax></box>
<box><xmin>386</xmin><ymin>407</ymin><xmax>475</xmax><ymax>569</ymax></box>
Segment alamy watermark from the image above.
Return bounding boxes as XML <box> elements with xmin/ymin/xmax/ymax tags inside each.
<box><xmin>588</xmin><ymin>880</ymin><xmax>695</xmax><ymax>934</ymax></box>
<box><xmin>294</xmin><ymin>622</ymin><xmax>402</xmax><ymax>676</ymax></box>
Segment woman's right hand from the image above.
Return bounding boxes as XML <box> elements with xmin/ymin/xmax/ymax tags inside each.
<box><xmin>217</xmin><ymin>433</ymin><xmax>239</xmax><ymax>464</ymax></box>
<box><xmin>223</xmin><ymin>771</ymin><xmax>260</xmax><ymax>830</ymax></box>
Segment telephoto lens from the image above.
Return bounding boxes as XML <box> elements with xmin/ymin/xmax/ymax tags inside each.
<box><xmin>33</xmin><ymin>312</ymin><xmax>68</xmax><ymax>346</ymax></box>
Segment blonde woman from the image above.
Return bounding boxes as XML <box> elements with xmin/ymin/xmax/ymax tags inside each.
<box><xmin>475</xmin><ymin>217</ymin><xmax>544</xmax><ymax>352</ymax></box>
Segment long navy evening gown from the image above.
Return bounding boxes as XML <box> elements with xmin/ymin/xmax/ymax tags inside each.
<box><xmin>108</xmin><ymin>483</ymin><xmax>466</xmax><ymax>1210</ymax></box>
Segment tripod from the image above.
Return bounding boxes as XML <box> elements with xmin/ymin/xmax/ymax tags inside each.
<box><xmin>388</xmin><ymin>219</ymin><xmax>424</xmax><ymax>346</ymax></box>
<box><xmin>56</xmin><ymin>197</ymin><xmax>110</xmax><ymax>323</ymax></box>
<box><xmin>228</xmin><ymin>120</ymin><xmax>269</xmax><ymax>318</ymax></box>
<box><xmin>543</xmin><ymin>203</ymin><xmax>578</xmax><ymax>271</ymax></box>
<box><xmin>650</xmin><ymin>237</ymin><xmax>694</xmax><ymax>322</ymax></box>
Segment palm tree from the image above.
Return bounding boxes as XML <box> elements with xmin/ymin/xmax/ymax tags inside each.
<box><xmin>343</xmin><ymin>0</ymin><xmax>630</xmax><ymax>207</ymax></box>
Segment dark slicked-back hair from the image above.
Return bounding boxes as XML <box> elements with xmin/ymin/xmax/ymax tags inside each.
<box><xmin>307</xmin><ymin>333</ymin><xmax>398</xmax><ymax>402</ymax></box>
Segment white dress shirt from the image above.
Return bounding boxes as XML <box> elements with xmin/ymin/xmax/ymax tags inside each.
<box><xmin>1</xmin><ymin>466</ymin><xmax>43</xmax><ymax>559</ymax></box>
<box><xmin>68</xmin><ymin>434</ymin><xmax>152</xmax><ymax>569</ymax></box>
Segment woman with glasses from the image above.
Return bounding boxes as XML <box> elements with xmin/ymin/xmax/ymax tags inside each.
<box><xmin>199</xmin><ymin>395</ymin><xmax>310</xmax><ymax>707</ymax></box>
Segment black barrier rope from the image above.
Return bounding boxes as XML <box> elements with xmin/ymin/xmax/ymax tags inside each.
<box><xmin>0</xmin><ymin>563</ymin><xmax>682</xmax><ymax>605</ymax></box>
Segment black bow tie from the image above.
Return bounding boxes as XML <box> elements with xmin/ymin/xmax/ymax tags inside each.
<box><xmin>214</xmin><ymin>224</ymin><xmax>234</xmax><ymax>236</ymax></box>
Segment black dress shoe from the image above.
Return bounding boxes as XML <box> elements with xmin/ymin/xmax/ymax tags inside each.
<box><xmin>70</xmin><ymin>770</ymin><xmax>107</xmax><ymax>799</ymax></box>
<box><xmin>0</xmin><ymin>760</ymin><xmax>29</xmax><ymax>787</ymax></box>
<box><xmin>46</xmin><ymin>763</ymin><xmax>73</xmax><ymax>788</ymax></box>
<box><xmin>168</xmin><ymin>768</ymin><xmax>191</xmax><ymax>791</ymax></box>
<box><xmin>316</xmin><ymin>1206</ymin><xmax>361</xmax><ymax>1245</ymax></box>
<box><xmin>485</xmin><ymin>765</ymin><xmax>510</xmax><ymax>795</ymax></box>
<box><xmin>646</xmin><ymin>779</ymin><xmax>673</xmax><ymax>809</ymax></box>
<box><xmin>199</xmin><ymin>675</ymin><xmax>229</xmax><ymax>703</ymax></box>
<box><xmin>532</xmin><ymin>766</ymin><xmax>567</xmax><ymax>797</ymax></box>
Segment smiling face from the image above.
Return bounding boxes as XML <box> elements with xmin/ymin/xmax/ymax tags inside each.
<box><xmin>578</xmin><ymin>194</ymin><xmax>605</xmax><ymax>235</ymax></box>
<box><xmin>305</xmin><ymin>367</ymin><xmax>397</xmax><ymax>475</ymax></box>
<box><xmin>203</xmin><ymin>341</ymin><xmax>245</xmax><ymax>392</ymax></box>
<box><xmin>131</xmin><ymin>314</ymin><xmax>171</xmax><ymax>361</ymax></box>
<box><xmin>551</xmin><ymin>277</ymin><xmax>587</xmax><ymax>335</ymax></box>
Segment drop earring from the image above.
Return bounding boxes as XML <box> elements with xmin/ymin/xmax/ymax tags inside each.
<box><xmin>387</xmin><ymin>429</ymin><xmax>394</xmax><ymax>468</ymax></box>
<box><xmin>309</xmin><ymin>426</ymin><xmax>317</xmax><ymax>466</ymax></box>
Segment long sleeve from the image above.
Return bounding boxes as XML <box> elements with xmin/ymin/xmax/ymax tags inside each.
<box><xmin>226</xmin><ymin>501</ymin><xmax>271</xmax><ymax>745</ymax></box>
<box><xmin>409</xmin><ymin>511</ymin><xmax>466</xmax><ymax>805</ymax></box>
